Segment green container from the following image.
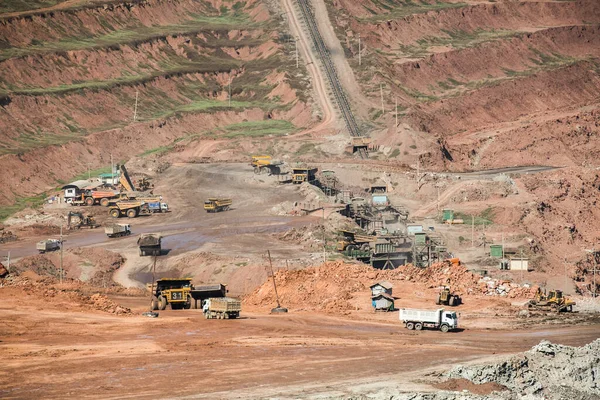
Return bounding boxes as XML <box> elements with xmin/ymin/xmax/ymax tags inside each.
<box><xmin>442</xmin><ymin>209</ymin><xmax>454</xmax><ymax>222</ymax></box>
<box><xmin>490</xmin><ymin>244</ymin><xmax>503</xmax><ymax>258</ymax></box>
<box><xmin>414</xmin><ymin>233</ymin><xmax>427</xmax><ymax>245</ymax></box>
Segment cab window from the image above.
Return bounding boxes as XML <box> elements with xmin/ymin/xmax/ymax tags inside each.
<box><xmin>445</xmin><ymin>313</ymin><xmax>453</xmax><ymax>319</ymax></box>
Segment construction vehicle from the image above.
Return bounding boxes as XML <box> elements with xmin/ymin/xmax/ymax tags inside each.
<box><xmin>71</xmin><ymin>190</ymin><xmax>120</xmax><ymax>207</ymax></box>
<box><xmin>251</xmin><ymin>155</ymin><xmax>284</xmax><ymax>175</ymax></box>
<box><xmin>67</xmin><ymin>212</ymin><xmax>99</xmax><ymax>230</ymax></box>
<box><xmin>204</xmin><ymin>198</ymin><xmax>232</xmax><ymax>213</ymax></box>
<box><xmin>399</xmin><ymin>308</ymin><xmax>458</xmax><ymax>333</ymax></box>
<box><xmin>527</xmin><ymin>288</ymin><xmax>576</xmax><ymax>312</ymax></box>
<box><xmin>135</xmin><ymin>177</ymin><xmax>153</xmax><ymax>192</ymax></box>
<box><xmin>436</xmin><ymin>286</ymin><xmax>462</xmax><ymax>306</ymax></box>
<box><xmin>149</xmin><ymin>279</ymin><xmax>227</xmax><ymax>310</ymax></box>
<box><xmin>202</xmin><ymin>297</ymin><xmax>241</xmax><ymax>319</ymax></box>
<box><xmin>337</xmin><ymin>230</ymin><xmax>377</xmax><ymax>253</ymax></box>
<box><xmin>147</xmin><ymin>201</ymin><xmax>168</xmax><ymax>213</ymax></box>
<box><xmin>291</xmin><ymin>167</ymin><xmax>317</xmax><ymax>184</ymax></box>
<box><xmin>138</xmin><ymin>233</ymin><xmax>161</xmax><ymax>256</ymax></box>
<box><xmin>108</xmin><ymin>200</ymin><xmax>145</xmax><ymax>218</ymax></box>
<box><xmin>104</xmin><ymin>224</ymin><xmax>131</xmax><ymax>238</ymax></box>
<box><xmin>338</xmin><ymin>230</ymin><xmax>412</xmax><ymax>269</ymax></box>
<box><xmin>36</xmin><ymin>239</ymin><xmax>61</xmax><ymax>254</ymax></box>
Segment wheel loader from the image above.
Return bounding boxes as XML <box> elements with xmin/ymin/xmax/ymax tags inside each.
<box><xmin>436</xmin><ymin>286</ymin><xmax>462</xmax><ymax>306</ymax></box>
<box><xmin>527</xmin><ymin>288</ymin><xmax>575</xmax><ymax>312</ymax></box>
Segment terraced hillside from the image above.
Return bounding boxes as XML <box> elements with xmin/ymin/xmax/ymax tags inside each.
<box><xmin>325</xmin><ymin>0</ymin><xmax>600</xmax><ymax>170</ymax></box>
<box><xmin>0</xmin><ymin>0</ymin><xmax>312</xmax><ymax>204</ymax></box>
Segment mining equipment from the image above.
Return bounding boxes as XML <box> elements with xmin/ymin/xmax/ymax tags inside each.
<box><xmin>67</xmin><ymin>211</ymin><xmax>99</xmax><ymax>230</ymax></box>
<box><xmin>204</xmin><ymin>198</ymin><xmax>232</xmax><ymax>213</ymax></box>
<box><xmin>138</xmin><ymin>233</ymin><xmax>162</xmax><ymax>256</ymax></box>
<box><xmin>105</xmin><ymin>224</ymin><xmax>131</xmax><ymax>238</ymax></box>
<box><xmin>149</xmin><ymin>279</ymin><xmax>227</xmax><ymax>311</ymax></box>
<box><xmin>436</xmin><ymin>286</ymin><xmax>462</xmax><ymax>306</ymax></box>
<box><xmin>527</xmin><ymin>288</ymin><xmax>576</xmax><ymax>312</ymax></box>
<box><xmin>251</xmin><ymin>155</ymin><xmax>284</xmax><ymax>175</ymax></box>
<box><xmin>108</xmin><ymin>199</ymin><xmax>145</xmax><ymax>218</ymax></box>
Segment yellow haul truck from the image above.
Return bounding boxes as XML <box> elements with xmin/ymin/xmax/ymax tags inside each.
<box><xmin>204</xmin><ymin>198</ymin><xmax>232</xmax><ymax>213</ymax></box>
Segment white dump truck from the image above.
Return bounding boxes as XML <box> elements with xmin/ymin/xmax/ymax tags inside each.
<box><xmin>202</xmin><ymin>297</ymin><xmax>241</xmax><ymax>319</ymax></box>
<box><xmin>36</xmin><ymin>239</ymin><xmax>61</xmax><ymax>254</ymax></box>
<box><xmin>399</xmin><ymin>308</ymin><xmax>458</xmax><ymax>333</ymax></box>
<box><xmin>105</xmin><ymin>224</ymin><xmax>131</xmax><ymax>238</ymax></box>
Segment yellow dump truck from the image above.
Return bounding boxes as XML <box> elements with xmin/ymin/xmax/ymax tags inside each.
<box><xmin>204</xmin><ymin>198</ymin><xmax>232</xmax><ymax>213</ymax></box>
<box><xmin>250</xmin><ymin>155</ymin><xmax>283</xmax><ymax>175</ymax></box>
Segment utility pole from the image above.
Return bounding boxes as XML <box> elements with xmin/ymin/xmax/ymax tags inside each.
<box><xmin>3</xmin><ymin>251</ymin><xmax>9</xmax><ymax>273</ymax></box>
<box><xmin>322</xmin><ymin>207</ymin><xmax>326</xmax><ymax>264</ymax></box>
<box><xmin>295</xmin><ymin>37</ymin><xmax>299</xmax><ymax>68</ymax></box>
<box><xmin>585</xmin><ymin>248</ymin><xmax>597</xmax><ymax>298</ymax></box>
<box><xmin>133</xmin><ymin>90</ymin><xmax>139</xmax><ymax>122</ymax></box>
<box><xmin>358</xmin><ymin>33</ymin><xmax>361</xmax><ymax>66</ymax></box>
<box><xmin>228</xmin><ymin>76</ymin><xmax>232</xmax><ymax>107</ymax></box>
<box><xmin>380</xmin><ymin>83</ymin><xmax>384</xmax><ymax>114</ymax></box>
<box><xmin>395</xmin><ymin>97</ymin><xmax>398</xmax><ymax>128</ymax></box>
<box><xmin>471</xmin><ymin>215</ymin><xmax>474</xmax><ymax>247</ymax></box>
<box><xmin>58</xmin><ymin>224</ymin><xmax>64</xmax><ymax>283</ymax></box>
<box><xmin>110</xmin><ymin>153</ymin><xmax>114</xmax><ymax>186</ymax></box>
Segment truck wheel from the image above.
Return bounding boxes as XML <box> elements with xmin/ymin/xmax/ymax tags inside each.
<box><xmin>436</xmin><ymin>296</ymin><xmax>441</xmax><ymax>305</ymax></box>
<box><xmin>126</xmin><ymin>209</ymin><xmax>137</xmax><ymax>218</ymax></box>
<box><xmin>100</xmin><ymin>198</ymin><xmax>109</xmax><ymax>207</ymax></box>
<box><xmin>85</xmin><ymin>197</ymin><xmax>94</xmax><ymax>206</ymax></box>
<box><xmin>110</xmin><ymin>209</ymin><xmax>120</xmax><ymax>218</ymax></box>
<box><xmin>151</xmin><ymin>296</ymin><xmax>159</xmax><ymax>311</ymax></box>
<box><xmin>415</xmin><ymin>323</ymin><xmax>423</xmax><ymax>331</ymax></box>
<box><xmin>188</xmin><ymin>296</ymin><xmax>196</xmax><ymax>309</ymax></box>
<box><xmin>159</xmin><ymin>296</ymin><xmax>167</xmax><ymax>310</ymax></box>
<box><xmin>224</xmin><ymin>313</ymin><xmax>229</xmax><ymax>319</ymax></box>
<box><xmin>440</xmin><ymin>324</ymin><xmax>450</xmax><ymax>333</ymax></box>
<box><xmin>406</xmin><ymin>322</ymin><xmax>414</xmax><ymax>330</ymax></box>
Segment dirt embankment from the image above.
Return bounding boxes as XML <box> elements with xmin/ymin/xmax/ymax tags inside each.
<box><xmin>1</xmin><ymin>272</ymin><xmax>133</xmax><ymax>314</ymax></box>
<box><xmin>409</xmin><ymin>61</ymin><xmax>600</xmax><ymax>137</ymax></box>
<box><xmin>0</xmin><ymin>0</ymin><xmax>268</xmax><ymax>47</ymax></box>
<box><xmin>391</xmin><ymin>25</ymin><xmax>600</xmax><ymax>97</ymax></box>
<box><xmin>244</xmin><ymin>260</ymin><xmax>537</xmax><ymax>313</ymax></box>
<box><xmin>354</xmin><ymin>0</ymin><xmax>600</xmax><ymax>48</ymax></box>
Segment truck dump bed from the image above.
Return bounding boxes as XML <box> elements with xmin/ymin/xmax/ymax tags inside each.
<box><xmin>208</xmin><ymin>297</ymin><xmax>241</xmax><ymax>312</ymax></box>
<box><xmin>399</xmin><ymin>308</ymin><xmax>442</xmax><ymax>323</ymax></box>
<box><xmin>137</xmin><ymin>234</ymin><xmax>161</xmax><ymax>246</ymax></box>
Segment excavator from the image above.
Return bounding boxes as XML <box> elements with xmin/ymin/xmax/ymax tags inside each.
<box><xmin>67</xmin><ymin>211</ymin><xmax>99</xmax><ymax>230</ymax></box>
<box><xmin>527</xmin><ymin>288</ymin><xmax>576</xmax><ymax>312</ymax></box>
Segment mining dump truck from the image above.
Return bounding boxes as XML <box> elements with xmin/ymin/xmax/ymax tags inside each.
<box><xmin>251</xmin><ymin>155</ymin><xmax>284</xmax><ymax>175</ymax></box>
<box><xmin>399</xmin><ymin>308</ymin><xmax>458</xmax><ymax>333</ymax></box>
<box><xmin>137</xmin><ymin>233</ymin><xmax>161</xmax><ymax>256</ymax></box>
<box><xmin>204</xmin><ymin>198</ymin><xmax>232</xmax><ymax>213</ymax></box>
<box><xmin>527</xmin><ymin>289</ymin><xmax>576</xmax><ymax>312</ymax></box>
<box><xmin>36</xmin><ymin>239</ymin><xmax>61</xmax><ymax>254</ymax></box>
<box><xmin>67</xmin><ymin>211</ymin><xmax>99</xmax><ymax>230</ymax></box>
<box><xmin>436</xmin><ymin>286</ymin><xmax>462</xmax><ymax>306</ymax></box>
<box><xmin>105</xmin><ymin>224</ymin><xmax>131</xmax><ymax>238</ymax></box>
<box><xmin>108</xmin><ymin>200</ymin><xmax>144</xmax><ymax>218</ymax></box>
<box><xmin>202</xmin><ymin>297</ymin><xmax>241</xmax><ymax>319</ymax></box>
<box><xmin>150</xmin><ymin>279</ymin><xmax>227</xmax><ymax>310</ymax></box>
<box><xmin>291</xmin><ymin>167</ymin><xmax>317</xmax><ymax>184</ymax></box>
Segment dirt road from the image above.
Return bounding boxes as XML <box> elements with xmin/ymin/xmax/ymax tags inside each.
<box><xmin>1</xmin><ymin>295</ymin><xmax>598</xmax><ymax>399</ymax></box>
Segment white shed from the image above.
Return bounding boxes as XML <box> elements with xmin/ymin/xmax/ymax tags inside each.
<box><xmin>509</xmin><ymin>258</ymin><xmax>531</xmax><ymax>271</ymax></box>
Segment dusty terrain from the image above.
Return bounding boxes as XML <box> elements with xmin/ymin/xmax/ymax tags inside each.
<box><xmin>1</xmin><ymin>0</ymin><xmax>600</xmax><ymax>398</ymax></box>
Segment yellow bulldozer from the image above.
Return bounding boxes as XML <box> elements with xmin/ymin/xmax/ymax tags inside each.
<box><xmin>527</xmin><ymin>288</ymin><xmax>576</xmax><ymax>312</ymax></box>
<box><xmin>436</xmin><ymin>286</ymin><xmax>462</xmax><ymax>306</ymax></box>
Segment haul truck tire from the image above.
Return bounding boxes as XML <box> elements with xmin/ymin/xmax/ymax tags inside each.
<box><xmin>159</xmin><ymin>296</ymin><xmax>167</xmax><ymax>310</ymax></box>
<box><xmin>440</xmin><ymin>324</ymin><xmax>449</xmax><ymax>333</ymax></box>
<box><xmin>100</xmin><ymin>198</ymin><xmax>109</xmax><ymax>207</ymax></box>
<box><xmin>126</xmin><ymin>209</ymin><xmax>137</xmax><ymax>218</ymax></box>
<box><xmin>406</xmin><ymin>322</ymin><xmax>414</xmax><ymax>330</ymax></box>
<box><xmin>415</xmin><ymin>323</ymin><xmax>423</xmax><ymax>331</ymax></box>
<box><xmin>151</xmin><ymin>296</ymin><xmax>159</xmax><ymax>311</ymax></box>
<box><xmin>110</xmin><ymin>209</ymin><xmax>120</xmax><ymax>218</ymax></box>
<box><xmin>85</xmin><ymin>197</ymin><xmax>94</xmax><ymax>206</ymax></box>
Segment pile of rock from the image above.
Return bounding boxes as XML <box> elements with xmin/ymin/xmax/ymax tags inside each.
<box><xmin>479</xmin><ymin>276</ymin><xmax>537</xmax><ymax>298</ymax></box>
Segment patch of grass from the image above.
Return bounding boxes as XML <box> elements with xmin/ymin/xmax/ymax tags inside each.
<box><xmin>221</xmin><ymin>119</ymin><xmax>295</xmax><ymax>138</ymax></box>
<box><xmin>359</xmin><ymin>1</ymin><xmax>467</xmax><ymax>21</ymax></box>
<box><xmin>71</xmin><ymin>165</ymin><xmax>112</xmax><ymax>181</ymax></box>
<box><xmin>0</xmin><ymin>13</ymin><xmax>257</xmax><ymax>61</ymax></box>
<box><xmin>453</xmin><ymin>206</ymin><xmax>495</xmax><ymax>226</ymax></box>
<box><xmin>389</xmin><ymin>148</ymin><xmax>400</xmax><ymax>158</ymax></box>
<box><xmin>0</xmin><ymin>0</ymin><xmax>62</xmax><ymax>13</ymax></box>
<box><xmin>399</xmin><ymin>29</ymin><xmax>519</xmax><ymax>58</ymax></box>
<box><xmin>0</xmin><ymin>193</ymin><xmax>47</xmax><ymax>221</ymax></box>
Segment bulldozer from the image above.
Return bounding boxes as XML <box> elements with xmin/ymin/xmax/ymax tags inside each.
<box><xmin>527</xmin><ymin>288</ymin><xmax>575</xmax><ymax>312</ymax></box>
<box><xmin>67</xmin><ymin>211</ymin><xmax>99</xmax><ymax>230</ymax></box>
<box><xmin>436</xmin><ymin>286</ymin><xmax>462</xmax><ymax>306</ymax></box>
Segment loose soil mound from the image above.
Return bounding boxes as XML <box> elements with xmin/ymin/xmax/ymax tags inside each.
<box><xmin>244</xmin><ymin>260</ymin><xmax>536</xmax><ymax>312</ymax></box>
<box><xmin>434</xmin><ymin>379</ymin><xmax>508</xmax><ymax>396</ymax></box>
<box><xmin>1</xmin><ymin>274</ymin><xmax>131</xmax><ymax>314</ymax></box>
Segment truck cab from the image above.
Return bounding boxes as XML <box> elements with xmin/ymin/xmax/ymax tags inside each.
<box><xmin>442</xmin><ymin>311</ymin><xmax>458</xmax><ymax>330</ymax></box>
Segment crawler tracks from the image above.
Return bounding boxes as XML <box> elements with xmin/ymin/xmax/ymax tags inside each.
<box><xmin>295</xmin><ymin>0</ymin><xmax>368</xmax><ymax>159</ymax></box>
